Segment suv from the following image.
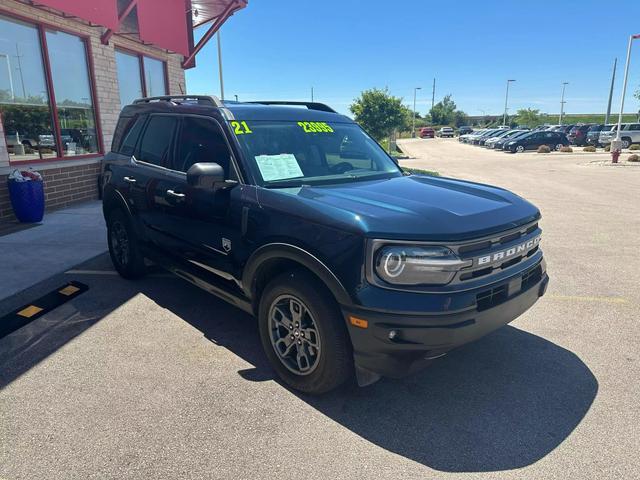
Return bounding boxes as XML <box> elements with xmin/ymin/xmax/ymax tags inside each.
<box><xmin>102</xmin><ymin>95</ymin><xmax>549</xmax><ymax>394</ymax></box>
<box><xmin>567</xmin><ymin>124</ymin><xmax>592</xmax><ymax>146</ymax></box>
<box><xmin>585</xmin><ymin>124</ymin><xmax>608</xmax><ymax>147</ymax></box>
<box><xmin>598</xmin><ymin>123</ymin><xmax>640</xmax><ymax>148</ymax></box>
<box><xmin>437</xmin><ymin>127</ymin><xmax>454</xmax><ymax>138</ymax></box>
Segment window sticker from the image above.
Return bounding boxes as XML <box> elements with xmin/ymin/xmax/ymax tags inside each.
<box><xmin>231</xmin><ymin>121</ymin><xmax>253</xmax><ymax>135</ymax></box>
<box><xmin>297</xmin><ymin>121</ymin><xmax>334</xmax><ymax>133</ymax></box>
<box><xmin>255</xmin><ymin>154</ymin><xmax>304</xmax><ymax>182</ymax></box>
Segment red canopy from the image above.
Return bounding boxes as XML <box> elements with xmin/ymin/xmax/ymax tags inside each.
<box><xmin>33</xmin><ymin>0</ymin><xmax>119</xmax><ymax>30</ymax></box>
<box><xmin>137</xmin><ymin>0</ymin><xmax>190</xmax><ymax>57</ymax></box>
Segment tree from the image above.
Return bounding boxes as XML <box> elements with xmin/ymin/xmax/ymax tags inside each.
<box><xmin>515</xmin><ymin>108</ymin><xmax>542</xmax><ymax>128</ymax></box>
<box><xmin>429</xmin><ymin>94</ymin><xmax>457</xmax><ymax>125</ymax></box>
<box><xmin>453</xmin><ymin>110</ymin><xmax>469</xmax><ymax>127</ymax></box>
<box><xmin>349</xmin><ymin>88</ymin><xmax>407</xmax><ymax>140</ymax></box>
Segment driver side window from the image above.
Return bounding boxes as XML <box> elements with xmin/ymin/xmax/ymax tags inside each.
<box><xmin>172</xmin><ymin>116</ymin><xmax>237</xmax><ymax>180</ymax></box>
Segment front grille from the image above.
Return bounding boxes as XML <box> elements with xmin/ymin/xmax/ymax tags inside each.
<box><xmin>450</xmin><ymin>220</ymin><xmax>542</xmax><ymax>284</ymax></box>
<box><xmin>475</xmin><ymin>262</ymin><xmax>543</xmax><ymax>311</ymax></box>
<box><xmin>476</xmin><ymin>285</ymin><xmax>508</xmax><ymax>311</ymax></box>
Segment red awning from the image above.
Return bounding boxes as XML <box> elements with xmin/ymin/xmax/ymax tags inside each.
<box><xmin>137</xmin><ymin>0</ymin><xmax>190</xmax><ymax>57</ymax></box>
<box><xmin>32</xmin><ymin>0</ymin><xmax>119</xmax><ymax>30</ymax></box>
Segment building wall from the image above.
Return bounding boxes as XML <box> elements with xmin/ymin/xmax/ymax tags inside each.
<box><xmin>0</xmin><ymin>0</ymin><xmax>186</xmax><ymax>219</ymax></box>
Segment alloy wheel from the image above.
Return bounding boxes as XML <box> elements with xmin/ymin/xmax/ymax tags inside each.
<box><xmin>268</xmin><ymin>294</ymin><xmax>321</xmax><ymax>375</ymax></box>
<box><xmin>110</xmin><ymin>220</ymin><xmax>129</xmax><ymax>267</ymax></box>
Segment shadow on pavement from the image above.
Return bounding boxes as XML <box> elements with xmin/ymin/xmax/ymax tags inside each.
<box><xmin>0</xmin><ymin>259</ymin><xmax>598</xmax><ymax>473</ymax></box>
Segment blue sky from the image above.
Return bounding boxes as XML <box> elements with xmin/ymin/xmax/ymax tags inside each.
<box><xmin>186</xmin><ymin>0</ymin><xmax>640</xmax><ymax>117</ymax></box>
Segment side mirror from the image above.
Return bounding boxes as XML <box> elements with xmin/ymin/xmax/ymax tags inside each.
<box><xmin>187</xmin><ymin>162</ymin><xmax>225</xmax><ymax>189</ymax></box>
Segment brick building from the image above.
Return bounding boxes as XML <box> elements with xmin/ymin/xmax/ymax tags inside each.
<box><xmin>0</xmin><ymin>0</ymin><xmax>246</xmax><ymax>220</ymax></box>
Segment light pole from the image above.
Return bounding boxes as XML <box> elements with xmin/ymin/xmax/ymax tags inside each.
<box><xmin>217</xmin><ymin>31</ymin><xmax>224</xmax><ymax>100</ymax></box>
<box><xmin>559</xmin><ymin>82</ymin><xmax>569</xmax><ymax>125</ymax></box>
<box><xmin>615</xmin><ymin>34</ymin><xmax>640</xmax><ymax>145</ymax></box>
<box><xmin>412</xmin><ymin>86</ymin><xmax>421</xmax><ymax>137</ymax></box>
<box><xmin>503</xmin><ymin>79</ymin><xmax>515</xmax><ymax>126</ymax></box>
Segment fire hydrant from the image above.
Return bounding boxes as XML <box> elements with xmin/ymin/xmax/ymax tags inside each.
<box><xmin>610</xmin><ymin>140</ymin><xmax>623</xmax><ymax>164</ymax></box>
<box><xmin>612</xmin><ymin>149</ymin><xmax>621</xmax><ymax>163</ymax></box>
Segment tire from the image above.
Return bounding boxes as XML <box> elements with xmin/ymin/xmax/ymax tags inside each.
<box><xmin>258</xmin><ymin>269</ymin><xmax>353</xmax><ymax>394</ymax></box>
<box><xmin>516</xmin><ymin>145</ymin><xmax>525</xmax><ymax>153</ymax></box>
<box><xmin>555</xmin><ymin>143</ymin><xmax>564</xmax><ymax>151</ymax></box>
<box><xmin>107</xmin><ymin>208</ymin><xmax>146</xmax><ymax>279</ymax></box>
<box><xmin>621</xmin><ymin>138</ymin><xmax>631</xmax><ymax>149</ymax></box>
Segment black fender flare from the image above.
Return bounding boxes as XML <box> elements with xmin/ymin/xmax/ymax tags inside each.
<box><xmin>102</xmin><ymin>185</ymin><xmax>132</xmax><ymax>220</ymax></box>
<box><xmin>243</xmin><ymin>243</ymin><xmax>352</xmax><ymax>306</ymax></box>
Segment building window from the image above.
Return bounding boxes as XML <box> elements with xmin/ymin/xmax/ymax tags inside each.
<box><xmin>116</xmin><ymin>50</ymin><xmax>167</xmax><ymax>109</ymax></box>
<box><xmin>0</xmin><ymin>14</ymin><xmax>101</xmax><ymax>163</ymax></box>
<box><xmin>45</xmin><ymin>30</ymin><xmax>99</xmax><ymax>156</ymax></box>
<box><xmin>143</xmin><ymin>56</ymin><xmax>167</xmax><ymax>98</ymax></box>
<box><xmin>115</xmin><ymin>50</ymin><xmax>143</xmax><ymax>109</ymax></box>
<box><xmin>0</xmin><ymin>15</ymin><xmax>56</xmax><ymax>162</ymax></box>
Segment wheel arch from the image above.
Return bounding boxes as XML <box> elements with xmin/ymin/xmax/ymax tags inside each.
<box><xmin>102</xmin><ymin>185</ymin><xmax>131</xmax><ymax>221</ymax></box>
<box><xmin>244</xmin><ymin>243</ymin><xmax>353</xmax><ymax>314</ymax></box>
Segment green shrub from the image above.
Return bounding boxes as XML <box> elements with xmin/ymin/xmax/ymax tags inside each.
<box><xmin>403</xmin><ymin>167</ymin><xmax>440</xmax><ymax>176</ymax></box>
<box><xmin>629</xmin><ymin>144</ymin><xmax>640</xmax><ymax>151</ymax></box>
<box><xmin>583</xmin><ymin>146</ymin><xmax>597</xmax><ymax>152</ymax></box>
<box><xmin>537</xmin><ymin>145</ymin><xmax>551</xmax><ymax>153</ymax></box>
<box><xmin>628</xmin><ymin>154</ymin><xmax>640</xmax><ymax>162</ymax></box>
<box><xmin>559</xmin><ymin>146</ymin><xmax>573</xmax><ymax>153</ymax></box>
<box><xmin>604</xmin><ymin>144</ymin><xmax>611</xmax><ymax>152</ymax></box>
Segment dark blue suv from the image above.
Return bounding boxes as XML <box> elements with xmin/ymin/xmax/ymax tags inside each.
<box><xmin>102</xmin><ymin>96</ymin><xmax>548</xmax><ymax>394</ymax></box>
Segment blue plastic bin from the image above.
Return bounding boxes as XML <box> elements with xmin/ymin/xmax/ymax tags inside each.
<box><xmin>7</xmin><ymin>179</ymin><xmax>45</xmax><ymax>223</ymax></box>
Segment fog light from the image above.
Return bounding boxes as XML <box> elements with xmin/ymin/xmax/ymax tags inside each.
<box><xmin>388</xmin><ymin>330</ymin><xmax>398</xmax><ymax>340</ymax></box>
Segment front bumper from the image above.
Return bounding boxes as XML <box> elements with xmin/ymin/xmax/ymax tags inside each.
<box><xmin>343</xmin><ymin>259</ymin><xmax>548</xmax><ymax>380</ymax></box>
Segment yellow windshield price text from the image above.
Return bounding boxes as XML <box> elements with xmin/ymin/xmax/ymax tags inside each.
<box><xmin>231</xmin><ymin>121</ymin><xmax>253</xmax><ymax>134</ymax></box>
<box><xmin>297</xmin><ymin>121</ymin><xmax>334</xmax><ymax>133</ymax></box>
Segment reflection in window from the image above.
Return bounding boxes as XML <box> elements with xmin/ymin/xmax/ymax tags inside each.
<box><xmin>143</xmin><ymin>56</ymin><xmax>166</xmax><ymax>98</ymax></box>
<box><xmin>45</xmin><ymin>30</ymin><xmax>99</xmax><ymax>156</ymax></box>
<box><xmin>115</xmin><ymin>50</ymin><xmax>143</xmax><ymax>109</ymax></box>
<box><xmin>0</xmin><ymin>15</ymin><xmax>56</xmax><ymax>162</ymax></box>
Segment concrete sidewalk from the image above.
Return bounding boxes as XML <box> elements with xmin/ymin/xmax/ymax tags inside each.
<box><xmin>0</xmin><ymin>201</ymin><xmax>107</xmax><ymax>302</ymax></box>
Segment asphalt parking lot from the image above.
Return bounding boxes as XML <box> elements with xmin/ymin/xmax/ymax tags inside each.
<box><xmin>1</xmin><ymin>138</ymin><xmax>639</xmax><ymax>479</ymax></box>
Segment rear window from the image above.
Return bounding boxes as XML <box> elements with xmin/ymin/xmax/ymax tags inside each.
<box><xmin>117</xmin><ymin>115</ymin><xmax>147</xmax><ymax>156</ymax></box>
<box><xmin>588</xmin><ymin>125</ymin><xmax>604</xmax><ymax>132</ymax></box>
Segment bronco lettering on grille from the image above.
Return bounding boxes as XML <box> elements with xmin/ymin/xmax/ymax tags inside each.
<box><xmin>476</xmin><ymin>236</ymin><xmax>541</xmax><ymax>266</ymax></box>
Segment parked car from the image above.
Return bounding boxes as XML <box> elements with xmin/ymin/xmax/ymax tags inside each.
<box><xmin>567</xmin><ymin>124</ymin><xmax>593</xmax><ymax>146</ymax></box>
<box><xmin>585</xmin><ymin>124</ymin><xmax>609</xmax><ymax>147</ymax></box>
<box><xmin>478</xmin><ymin>129</ymin><xmax>510</xmax><ymax>146</ymax></box>
<box><xmin>503</xmin><ymin>130</ymin><xmax>569</xmax><ymax>153</ymax></box>
<box><xmin>419</xmin><ymin>127</ymin><xmax>435</xmax><ymax>138</ymax></box>
<box><xmin>458</xmin><ymin>126</ymin><xmax>473</xmax><ymax>136</ymax></box>
<box><xmin>102</xmin><ymin>95</ymin><xmax>548</xmax><ymax>394</ymax></box>
<box><xmin>493</xmin><ymin>130</ymin><xmax>531</xmax><ymax>150</ymax></box>
<box><xmin>471</xmin><ymin>129</ymin><xmax>501</xmax><ymax>145</ymax></box>
<box><xmin>437</xmin><ymin>127</ymin><xmax>454</xmax><ymax>138</ymax></box>
<box><xmin>459</xmin><ymin>129</ymin><xmax>486</xmax><ymax>143</ymax></box>
<box><xmin>5</xmin><ymin>131</ymin><xmax>38</xmax><ymax>152</ymax></box>
<box><xmin>485</xmin><ymin>129</ymin><xmax>526</xmax><ymax>149</ymax></box>
<box><xmin>598</xmin><ymin>123</ymin><xmax>640</xmax><ymax>148</ymax></box>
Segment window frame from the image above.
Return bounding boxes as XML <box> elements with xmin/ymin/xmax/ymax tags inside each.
<box><xmin>115</xmin><ymin>46</ymin><xmax>169</xmax><ymax>104</ymax></box>
<box><xmin>0</xmin><ymin>7</ymin><xmax>104</xmax><ymax>165</ymax></box>
<box><xmin>170</xmin><ymin>114</ymin><xmax>242</xmax><ymax>181</ymax></box>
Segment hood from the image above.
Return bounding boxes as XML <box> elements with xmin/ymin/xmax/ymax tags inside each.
<box><xmin>259</xmin><ymin>175</ymin><xmax>540</xmax><ymax>241</ymax></box>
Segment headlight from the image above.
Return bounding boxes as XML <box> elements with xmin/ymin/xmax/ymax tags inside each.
<box><xmin>374</xmin><ymin>245</ymin><xmax>471</xmax><ymax>286</ymax></box>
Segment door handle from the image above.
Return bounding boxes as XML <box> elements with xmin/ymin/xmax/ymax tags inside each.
<box><xmin>123</xmin><ymin>176</ymin><xmax>136</xmax><ymax>184</ymax></box>
<box><xmin>166</xmin><ymin>189</ymin><xmax>186</xmax><ymax>200</ymax></box>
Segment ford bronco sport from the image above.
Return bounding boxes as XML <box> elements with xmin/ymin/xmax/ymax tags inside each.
<box><xmin>102</xmin><ymin>95</ymin><xmax>549</xmax><ymax>394</ymax></box>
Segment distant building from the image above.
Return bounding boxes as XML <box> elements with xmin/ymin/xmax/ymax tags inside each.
<box><xmin>0</xmin><ymin>0</ymin><xmax>246</xmax><ymax>219</ymax></box>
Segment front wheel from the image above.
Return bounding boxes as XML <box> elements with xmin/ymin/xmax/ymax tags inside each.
<box><xmin>516</xmin><ymin>145</ymin><xmax>525</xmax><ymax>153</ymax></box>
<box><xmin>621</xmin><ymin>138</ymin><xmax>631</xmax><ymax>149</ymax></box>
<box><xmin>258</xmin><ymin>270</ymin><xmax>353</xmax><ymax>394</ymax></box>
<box><xmin>555</xmin><ymin>143</ymin><xmax>564</xmax><ymax>151</ymax></box>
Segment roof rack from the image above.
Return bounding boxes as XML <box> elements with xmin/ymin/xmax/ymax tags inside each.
<box><xmin>246</xmin><ymin>101</ymin><xmax>337</xmax><ymax>113</ymax></box>
<box><xmin>133</xmin><ymin>95</ymin><xmax>224</xmax><ymax>107</ymax></box>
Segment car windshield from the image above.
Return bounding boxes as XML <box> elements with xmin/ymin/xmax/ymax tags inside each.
<box><xmin>232</xmin><ymin>120</ymin><xmax>403</xmax><ymax>187</ymax></box>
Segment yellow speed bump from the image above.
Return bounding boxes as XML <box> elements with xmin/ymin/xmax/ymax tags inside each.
<box><xmin>17</xmin><ymin>305</ymin><xmax>43</xmax><ymax>318</ymax></box>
